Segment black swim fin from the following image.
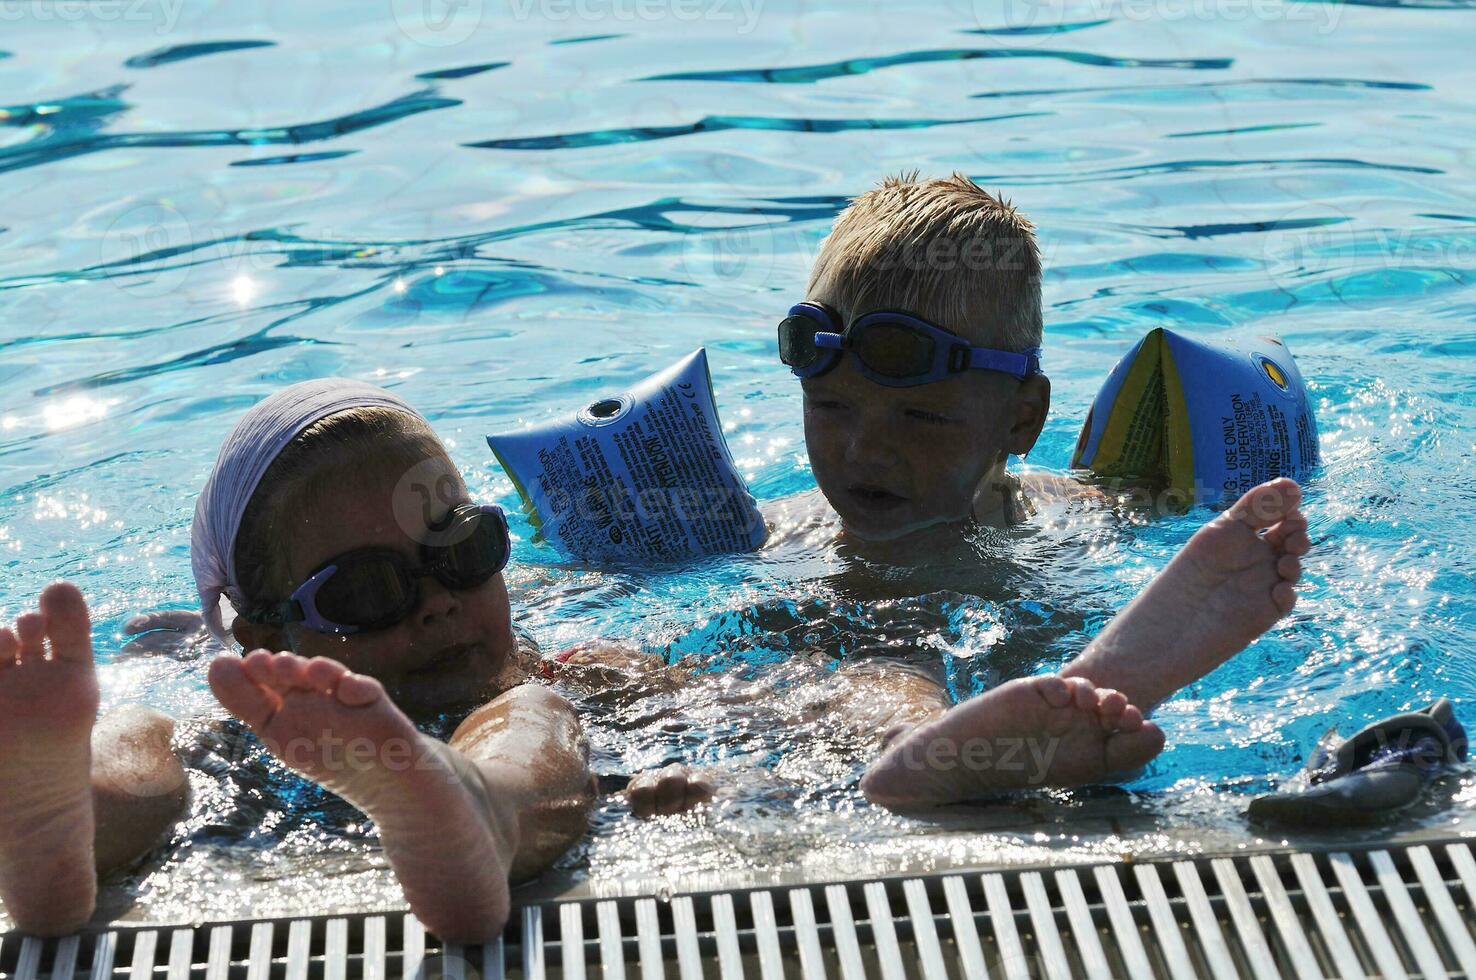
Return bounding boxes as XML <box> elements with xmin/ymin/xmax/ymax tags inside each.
<box><xmin>1248</xmin><ymin>698</ymin><xmax>1467</xmax><ymax>827</ymax></box>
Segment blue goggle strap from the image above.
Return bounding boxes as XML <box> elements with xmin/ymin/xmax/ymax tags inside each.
<box><xmin>964</xmin><ymin>345</ymin><xmax>1043</xmax><ymax>380</ymax></box>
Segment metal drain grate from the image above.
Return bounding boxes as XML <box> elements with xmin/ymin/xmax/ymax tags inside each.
<box><xmin>4</xmin><ymin>840</ymin><xmax>1476</xmax><ymax>978</ymax></box>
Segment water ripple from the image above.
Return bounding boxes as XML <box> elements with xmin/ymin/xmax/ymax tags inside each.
<box><xmin>124</xmin><ymin>40</ymin><xmax>276</xmax><ymax>69</ymax></box>
<box><xmin>1327</xmin><ymin>0</ymin><xmax>1476</xmax><ymax>7</ymax></box>
<box><xmin>976</xmin><ymin>155</ymin><xmax>1441</xmax><ymax>185</ymax></box>
<box><xmin>1166</xmin><ymin>122</ymin><xmax>1322</xmax><ymax>139</ymax></box>
<box><xmin>415</xmin><ymin>61</ymin><xmax>508</xmax><ymax>80</ymax></box>
<box><xmin>0</xmin><ymin>89</ymin><xmax>458</xmax><ymax>175</ymax></box>
<box><xmin>1132</xmin><ymin>216</ymin><xmax>1352</xmax><ymax>240</ymax></box>
<box><xmin>963</xmin><ymin>18</ymin><xmax>1112</xmax><ymax>36</ymax></box>
<box><xmin>0</xmin><ymin>86</ymin><xmax>130</xmax><ymax>128</ymax></box>
<box><xmin>35</xmin><ymin>325</ymin><xmax>334</xmax><ymax>396</ymax></box>
<box><xmin>230</xmin><ymin>150</ymin><xmax>358</xmax><ymax>167</ymax></box>
<box><xmin>642</xmin><ymin>48</ymin><xmax>1232</xmax><ymax>84</ymax></box>
<box><xmin>469</xmin><ymin>112</ymin><xmax>1047</xmax><ymax>150</ymax></box>
<box><xmin>550</xmin><ymin>33</ymin><xmax>625</xmax><ymax>45</ymax></box>
<box><xmin>969</xmin><ymin>77</ymin><xmax>1432</xmax><ymax>100</ymax></box>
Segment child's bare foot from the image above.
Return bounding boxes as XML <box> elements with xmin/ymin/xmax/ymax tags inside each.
<box><xmin>0</xmin><ymin>582</ymin><xmax>100</xmax><ymax>935</ymax></box>
<box><xmin>626</xmin><ymin>763</ymin><xmax>715</xmax><ymax>818</ymax></box>
<box><xmin>860</xmin><ymin>675</ymin><xmax>1163</xmax><ymax>809</ymax></box>
<box><xmin>1064</xmin><ymin>477</ymin><xmax>1310</xmax><ymax>710</ymax></box>
<box><xmin>208</xmin><ymin>650</ymin><xmax>516</xmax><ymax>942</ymax></box>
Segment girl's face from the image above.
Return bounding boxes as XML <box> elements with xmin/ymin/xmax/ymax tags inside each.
<box><xmin>238</xmin><ymin>455</ymin><xmax>521</xmax><ymax>715</ymax></box>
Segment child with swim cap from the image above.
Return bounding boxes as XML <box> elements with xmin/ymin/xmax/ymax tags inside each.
<box><xmin>0</xmin><ymin>380</ymin><xmax>699</xmax><ymax>940</ymax></box>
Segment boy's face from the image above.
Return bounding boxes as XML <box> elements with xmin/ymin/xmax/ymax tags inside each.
<box><xmin>801</xmin><ymin>333</ymin><xmax>1049</xmax><ymax>540</ymax></box>
<box><xmin>237</xmin><ymin>457</ymin><xmax>521</xmax><ymax>715</ymax></box>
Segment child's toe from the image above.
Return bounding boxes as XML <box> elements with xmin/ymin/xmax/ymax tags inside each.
<box><xmin>1063</xmin><ymin>676</ymin><xmax>1097</xmax><ymax>711</ymax></box>
<box><xmin>0</xmin><ymin>626</ymin><xmax>18</xmax><ymax>664</ymax></box>
<box><xmin>1096</xmin><ymin>689</ymin><xmax>1127</xmax><ymax>729</ymax></box>
<box><xmin>1277</xmin><ymin>554</ymin><xmax>1301</xmax><ymax>582</ymax></box>
<box><xmin>241</xmin><ymin>649</ymin><xmax>278</xmax><ymax>686</ymax></box>
<box><xmin>1105</xmin><ymin>721</ymin><xmax>1165</xmax><ymax>771</ymax></box>
<box><xmin>1231</xmin><ymin>479</ymin><xmax>1301</xmax><ymax>530</ymax></box>
<box><xmin>209</xmin><ymin>655</ymin><xmax>279</xmax><ymax>729</ymax></box>
<box><xmin>271</xmin><ymin>653</ymin><xmax>315</xmax><ymax>690</ymax></box>
<box><xmin>39</xmin><ymin>582</ymin><xmax>92</xmax><ymax>663</ymax></box>
<box><xmin>15</xmin><ymin>612</ymin><xmax>46</xmax><ymax>661</ymax></box>
<box><xmin>1118</xmin><ymin>704</ymin><xmax>1145</xmax><ymax>732</ymax></box>
<box><xmin>1264</xmin><ymin>511</ymin><xmax>1307</xmax><ymax>547</ymax></box>
<box><xmin>1033</xmin><ymin>675</ymin><xmax>1073</xmax><ymax>709</ymax></box>
<box><xmin>1273</xmin><ymin>581</ymin><xmax>1298</xmax><ymax>615</ymax></box>
<box><xmin>335</xmin><ymin>671</ymin><xmax>383</xmax><ymax>708</ymax></box>
<box><xmin>304</xmin><ymin>656</ymin><xmax>348</xmax><ymax>690</ymax></box>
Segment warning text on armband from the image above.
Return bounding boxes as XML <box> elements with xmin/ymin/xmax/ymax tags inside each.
<box><xmin>1219</xmin><ymin>391</ymin><xmax>1301</xmax><ymax>498</ymax></box>
<box><xmin>521</xmin><ymin>391</ymin><xmax>763</xmax><ymax>561</ymax></box>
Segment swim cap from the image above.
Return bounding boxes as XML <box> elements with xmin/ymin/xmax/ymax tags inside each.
<box><xmin>190</xmin><ymin>379</ymin><xmax>425</xmax><ymax>649</ymax></box>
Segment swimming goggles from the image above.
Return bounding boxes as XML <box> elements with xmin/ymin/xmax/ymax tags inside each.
<box><xmin>777</xmin><ymin>301</ymin><xmax>1043</xmax><ymax>387</ymax></box>
<box><xmin>249</xmin><ymin>503</ymin><xmax>510</xmax><ymax>635</ymax></box>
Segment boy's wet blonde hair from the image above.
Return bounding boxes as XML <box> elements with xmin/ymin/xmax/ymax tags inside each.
<box><xmin>806</xmin><ymin>172</ymin><xmax>1043</xmax><ymax>352</ymax></box>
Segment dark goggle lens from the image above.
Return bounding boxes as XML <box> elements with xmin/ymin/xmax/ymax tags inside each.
<box><xmin>436</xmin><ymin>509</ymin><xmax>509</xmax><ymax>588</ymax></box>
<box><xmin>314</xmin><ymin>556</ymin><xmax>414</xmax><ymax>627</ymax></box>
<box><xmin>778</xmin><ymin>315</ymin><xmax>821</xmax><ymax>368</ymax></box>
<box><xmin>852</xmin><ymin>322</ymin><xmax>936</xmax><ymax>378</ymax></box>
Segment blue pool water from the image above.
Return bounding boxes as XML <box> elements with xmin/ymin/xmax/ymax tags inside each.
<box><xmin>2</xmin><ymin>0</ymin><xmax>1475</xmax><ymax>920</ymax></box>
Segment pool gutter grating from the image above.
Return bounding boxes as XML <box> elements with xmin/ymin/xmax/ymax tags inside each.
<box><xmin>3</xmin><ymin>839</ymin><xmax>1475</xmax><ymax>978</ymax></box>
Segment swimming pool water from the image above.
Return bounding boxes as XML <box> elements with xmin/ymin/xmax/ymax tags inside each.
<box><xmin>2</xmin><ymin>0</ymin><xmax>1475</xmax><ymax>922</ymax></box>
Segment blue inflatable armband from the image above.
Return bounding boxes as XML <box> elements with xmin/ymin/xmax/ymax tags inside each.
<box><xmin>487</xmin><ymin>349</ymin><xmax>766</xmax><ymax>563</ymax></box>
<box><xmin>1072</xmin><ymin>328</ymin><xmax>1319</xmax><ymax>504</ymax></box>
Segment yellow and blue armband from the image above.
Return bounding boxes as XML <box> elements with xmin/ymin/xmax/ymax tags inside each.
<box><xmin>1071</xmin><ymin>328</ymin><xmax>1319</xmax><ymax>504</ymax></box>
<box><xmin>487</xmin><ymin>349</ymin><xmax>766</xmax><ymax>563</ymax></box>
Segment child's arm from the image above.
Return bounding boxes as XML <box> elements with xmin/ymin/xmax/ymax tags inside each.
<box><xmin>446</xmin><ymin>685</ymin><xmax>597</xmax><ymax>883</ymax></box>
